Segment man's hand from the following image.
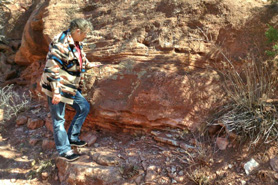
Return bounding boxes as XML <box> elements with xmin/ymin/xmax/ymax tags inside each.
<box><xmin>86</xmin><ymin>62</ymin><xmax>103</xmax><ymax>69</ymax></box>
<box><xmin>52</xmin><ymin>93</ymin><xmax>61</xmax><ymax>104</ymax></box>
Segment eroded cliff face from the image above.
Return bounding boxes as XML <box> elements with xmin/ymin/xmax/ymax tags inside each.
<box><xmin>11</xmin><ymin>0</ymin><xmax>275</xmax><ymax>131</ymax></box>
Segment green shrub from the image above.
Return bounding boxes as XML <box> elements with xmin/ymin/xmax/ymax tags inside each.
<box><xmin>265</xmin><ymin>25</ymin><xmax>278</xmax><ymax>56</ymax></box>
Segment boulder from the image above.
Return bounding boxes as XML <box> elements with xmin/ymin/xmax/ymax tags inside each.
<box><xmin>42</xmin><ymin>139</ymin><xmax>55</xmax><ymax>150</ymax></box>
<box><xmin>80</xmin><ymin>132</ymin><xmax>97</xmax><ymax>147</ymax></box>
<box><xmin>29</xmin><ymin>138</ymin><xmax>39</xmax><ymax>146</ymax></box>
<box><xmin>45</xmin><ymin>117</ymin><xmax>53</xmax><ymax>133</ymax></box>
<box><xmin>16</xmin><ymin>115</ymin><xmax>28</xmax><ymax>126</ymax></box>
<box><xmin>216</xmin><ymin>137</ymin><xmax>229</xmax><ymax>151</ymax></box>
<box><xmin>56</xmin><ymin>155</ymin><xmax>124</xmax><ymax>184</ymax></box>
<box><xmin>27</xmin><ymin>118</ymin><xmax>44</xmax><ymax>130</ymax></box>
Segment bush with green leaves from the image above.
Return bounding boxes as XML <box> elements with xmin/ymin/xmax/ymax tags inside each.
<box><xmin>265</xmin><ymin>25</ymin><xmax>278</xmax><ymax>56</ymax></box>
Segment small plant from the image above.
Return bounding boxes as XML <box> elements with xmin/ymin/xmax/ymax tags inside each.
<box><xmin>0</xmin><ymin>84</ymin><xmax>31</xmax><ymax>123</ymax></box>
<box><xmin>196</xmin><ymin>22</ymin><xmax>278</xmax><ymax>146</ymax></box>
<box><xmin>265</xmin><ymin>25</ymin><xmax>278</xmax><ymax>56</ymax></box>
<box><xmin>267</xmin><ymin>0</ymin><xmax>278</xmax><ymax>4</ymax></box>
<box><xmin>209</xmin><ymin>54</ymin><xmax>278</xmax><ymax>145</ymax></box>
<box><xmin>186</xmin><ymin>166</ymin><xmax>210</xmax><ymax>185</ymax></box>
<box><xmin>26</xmin><ymin>159</ymin><xmax>55</xmax><ymax>180</ymax></box>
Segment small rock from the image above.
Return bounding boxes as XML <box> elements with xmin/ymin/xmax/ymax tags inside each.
<box><xmin>9</xmin><ymin>40</ymin><xmax>21</xmax><ymax>50</ymax></box>
<box><xmin>81</xmin><ymin>133</ymin><xmax>97</xmax><ymax>146</ymax></box>
<box><xmin>179</xmin><ymin>143</ymin><xmax>195</xmax><ymax>150</ymax></box>
<box><xmin>175</xmin><ymin>176</ymin><xmax>185</xmax><ymax>183</ymax></box>
<box><xmin>45</xmin><ymin>133</ymin><xmax>52</xmax><ymax>138</ymax></box>
<box><xmin>5</xmin><ymin>69</ymin><xmax>17</xmax><ymax>80</ymax></box>
<box><xmin>216</xmin><ymin>170</ymin><xmax>222</xmax><ymax>176</ymax></box>
<box><xmin>92</xmin><ymin>152</ymin><xmax>119</xmax><ymax>166</ymax></box>
<box><xmin>240</xmin><ymin>180</ymin><xmax>246</xmax><ymax>185</ymax></box>
<box><xmin>166</xmin><ymin>134</ymin><xmax>172</xmax><ymax>137</ymax></box>
<box><xmin>135</xmin><ymin>174</ymin><xmax>143</xmax><ymax>185</ymax></box>
<box><xmin>45</xmin><ymin>117</ymin><xmax>53</xmax><ymax>133</ymax></box>
<box><xmin>270</xmin><ymin>157</ymin><xmax>278</xmax><ymax>172</ymax></box>
<box><xmin>6</xmin><ymin>54</ymin><xmax>15</xmax><ymax>64</ymax></box>
<box><xmin>0</xmin><ymin>43</ymin><xmax>12</xmax><ymax>53</ymax></box>
<box><xmin>15</xmin><ymin>127</ymin><xmax>24</xmax><ymax>132</ymax></box>
<box><xmin>42</xmin><ymin>139</ymin><xmax>55</xmax><ymax>150</ymax></box>
<box><xmin>0</xmin><ymin>53</ymin><xmax>10</xmax><ymax>74</ymax></box>
<box><xmin>171</xmin><ymin>166</ymin><xmax>176</xmax><ymax>173</ymax></box>
<box><xmin>29</xmin><ymin>138</ymin><xmax>39</xmax><ymax>146</ymax></box>
<box><xmin>207</xmin><ymin>125</ymin><xmax>222</xmax><ymax>135</ymax></box>
<box><xmin>31</xmin><ymin>108</ymin><xmax>41</xmax><ymax>114</ymax></box>
<box><xmin>54</xmin><ymin>174</ymin><xmax>59</xmax><ymax>181</ymax></box>
<box><xmin>244</xmin><ymin>158</ymin><xmax>259</xmax><ymax>175</ymax></box>
<box><xmin>41</xmin><ymin>171</ymin><xmax>49</xmax><ymax>180</ymax></box>
<box><xmin>16</xmin><ymin>115</ymin><xmax>28</xmax><ymax>125</ymax></box>
<box><xmin>236</xmin><ymin>167</ymin><xmax>242</xmax><ymax>173</ymax></box>
<box><xmin>10</xmin><ymin>178</ymin><xmax>16</xmax><ymax>183</ymax></box>
<box><xmin>178</xmin><ymin>170</ymin><xmax>184</xmax><ymax>176</ymax></box>
<box><xmin>158</xmin><ymin>176</ymin><xmax>171</xmax><ymax>184</ymax></box>
<box><xmin>27</xmin><ymin>118</ymin><xmax>44</xmax><ymax>130</ymax></box>
<box><xmin>172</xmin><ymin>179</ymin><xmax>177</xmax><ymax>184</ymax></box>
<box><xmin>0</xmin><ymin>109</ymin><xmax>3</xmax><ymax>122</ymax></box>
<box><xmin>148</xmin><ymin>165</ymin><xmax>156</xmax><ymax>171</ymax></box>
<box><xmin>151</xmin><ymin>131</ymin><xmax>179</xmax><ymax>146</ymax></box>
<box><xmin>21</xmin><ymin>155</ymin><xmax>27</xmax><ymax>159</ymax></box>
<box><xmin>142</xmin><ymin>161</ymin><xmax>148</xmax><ymax>170</ymax></box>
<box><xmin>145</xmin><ymin>165</ymin><xmax>157</xmax><ymax>182</ymax></box>
<box><xmin>216</xmin><ymin>137</ymin><xmax>229</xmax><ymax>150</ymax></box>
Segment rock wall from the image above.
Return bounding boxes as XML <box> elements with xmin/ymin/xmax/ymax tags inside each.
<box><xmin>10</xmin><ymin>0</ymin><xmax>276</xmax><ymax>131</ymax></box>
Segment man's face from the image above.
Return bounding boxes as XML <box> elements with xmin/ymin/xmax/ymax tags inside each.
<box><xmin>73</xmin><ymin>29</ymin><xmax>88</xmax><ymax>42</ymax></box>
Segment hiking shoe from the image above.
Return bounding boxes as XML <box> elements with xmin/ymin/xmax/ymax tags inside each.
<box><xmin>60</xmin><ymin>150</ymin><xmax>79</xmax><ymax>162</ymax></box>
<box><xmin>69</xmin><ymin>140</ymin><xmax>87</xmax><ymax>147</ymax></box>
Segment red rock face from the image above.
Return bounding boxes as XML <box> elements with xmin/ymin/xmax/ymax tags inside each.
<box><xmin>15</xmin><ymin>1</ymin><xmax>49</xmax><ymax>65</ymax></box>
<box><xmin>82</xmin><ymin>61</ymin><xmax>224</xmax><ymax>130</ymax></box>
<box><xmin>14</xmin><ymin>0</ymin><xmax>269</xmax><ymax>131</ymax></box>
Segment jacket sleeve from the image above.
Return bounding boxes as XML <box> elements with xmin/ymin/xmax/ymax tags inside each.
<box><xmin>85</xmin><ymin>57</ymin><xmax>103</xmax><ymax>69</ymax></box>
<box><xmin>44</xmin><ymin>36</ymin><xmax>69</xmax><ymax>95</ymax></box>
<box><xmin>44</xmin><ymin>58</ymin><xmax>62</xmax><ymax>95</ymax></box>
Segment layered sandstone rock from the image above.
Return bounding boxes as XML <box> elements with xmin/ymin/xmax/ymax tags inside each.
<box><xmin>14</xmin><ymin>0</ymin><xmax>271</xmax><ymax>131</ymax></box>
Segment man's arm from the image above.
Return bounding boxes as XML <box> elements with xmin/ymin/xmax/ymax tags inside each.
<box><xmin>84</xmin><ymin>54</ymin><xmax>103</xmax><ymax>69</ymax></box>
<box><xmin>44</xmin><ymin>37</ymin><xmax>68</xmax><ymax>104</ymax></box>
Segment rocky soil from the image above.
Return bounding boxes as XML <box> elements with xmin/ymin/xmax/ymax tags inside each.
<box><xmin>2</xmin><ymin>0</ymin><xmax>278</xmax><ymax>184</ymax></box>
<box><xmin>5</xmin><ymin>0</ymin><xmax>276</xmax><ymax>131</ymax></box>
<box><xmin>2</xmin><ymin>98</ymin><xmax>278</xmax><ymax>184</ymax></box>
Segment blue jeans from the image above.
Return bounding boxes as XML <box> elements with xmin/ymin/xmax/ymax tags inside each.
<box><xmin>47</xmin><ymin>91</ymin><xmax>90</xmax><ymax>155</ymax></box>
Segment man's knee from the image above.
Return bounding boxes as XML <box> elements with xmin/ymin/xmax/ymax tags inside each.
<box><xmin>53</xmin><ymin>122</ymin><xmax>66</xmax><ymax>131</ymax></box>
<box><xmin>80</xmin><ymin>101</ymin><xmax>90</xmax><ymax>115</ymax></box>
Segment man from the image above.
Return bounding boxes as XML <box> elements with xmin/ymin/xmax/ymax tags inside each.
<box><xmin>41</xmin><ymin>18</ymin><xmax>98</xmax><ymax>161</ymax></box>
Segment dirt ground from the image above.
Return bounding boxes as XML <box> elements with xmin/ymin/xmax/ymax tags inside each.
<box><xmin>1</xmin><ymin>98</ymin><xmax>278</xmax><ymax>185</ymax></box>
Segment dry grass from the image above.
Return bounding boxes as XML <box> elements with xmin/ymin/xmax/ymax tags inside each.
<box><xmin>0</xmin><ymin>84</ymin><xmax>31</xmax><ymax>124</ymax></box>
<box><xmin>209</xmin><ymin>54</ymin><xmax>278</xmax><ymax>146</ymax></box>
<box><xmin>195</xmin><ymin>23</ymin><xmax>278</xmax><ymax>146</ymax></box>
